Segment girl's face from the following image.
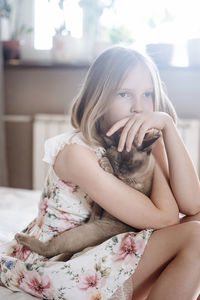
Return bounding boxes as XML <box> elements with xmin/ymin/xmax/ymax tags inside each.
<box><xmin>103</xmin><ymin>63</ymin><xmax>154</xmax><ymax>132</ymax></box>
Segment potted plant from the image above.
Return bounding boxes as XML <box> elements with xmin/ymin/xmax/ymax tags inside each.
<box><xmin>51</xmin><ymin>0</ymin><xmax>115</xmax><ymax>63</ymax></box>
<box><xmin>79</xmin><ymin>0</ymin><xmax>116</xmax><ymax>60</ymax></box>
<box><xmin>109</xmin><ymin>25</ymin><xmax>134</xmax><ymax>45</ymax></box>
<box><xmin>3</xmin><ymin>24</ymin><xmax>33</xmax><ymax>61</ymax></box>
<box><xmin>48</xmin><ymin>0</ymin><xmax>79</xmax><ymax>63</ymax></box>
<box><xmin>79</xmin><ymin>0</ymin><xmax>115</xmax><ymax>41</ymax></box>
<box><xmin>187</xmin><ymin>38</ymin><xmax>200</xmax><ymax>66</ymax></box>
<box><xmin>146</xmin><ymin>43</ymin><xmax>174</xmax><ymax>66</ymax></box>
<box><xmin>145</xmin><ymin>8</ymin><xmax>175</xmax><ymax>66</ymax></box>
<box><xmin>0</xmin><ymin>0</ymin><xmax>33</xmax><ymax>61</ymax></box>
<box><xmin>0</xmin><ymin>0</ymin><xmax>11</xmax><ymax>18</ymax></box>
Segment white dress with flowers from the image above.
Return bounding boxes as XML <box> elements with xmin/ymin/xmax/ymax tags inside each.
<box><xmin>0</xmin><ymin>129</ymin><xmax>154</xmax><ymax>300</ymax></box>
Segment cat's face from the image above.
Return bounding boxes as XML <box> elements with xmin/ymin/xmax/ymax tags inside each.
<box><xmin>102</xmin><ymin>130</ymin><xmax>160</xmax><ymax>175</ymax></box>
<box><xmin>118</xmin><ymin>147</ymin><xmax>148</xmax><ymax>174</ymax></box>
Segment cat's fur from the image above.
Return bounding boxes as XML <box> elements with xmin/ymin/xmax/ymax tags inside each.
<box><xmin>15</xmin><ymin>130</ymin><xmax>160</xmax><ymax>261</ymax></box>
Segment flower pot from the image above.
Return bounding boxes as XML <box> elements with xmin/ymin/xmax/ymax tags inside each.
<box><xmin>2</xmin><ymin>40</ymin><xmax>21</xmax><ymax>61</ymax></box>
<box><xmin>52</xmin><ymin>35</ymin><xmax>91</xmax><ymax>63</ymax></box>
<box><xmin>145</xmin><ymin>43</ymin><xmax>174</xmax><ymax>66</ymax></box>
<box><xmin>187</xmin><ymin>39</ymin><xmax>200</xmax><ymax>66</ymax></box>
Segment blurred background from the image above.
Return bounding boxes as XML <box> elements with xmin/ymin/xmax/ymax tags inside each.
<box><xmin>0</xmin><ymin>0</ymin><xmax>200</xmax><ymax>191</ymax></box>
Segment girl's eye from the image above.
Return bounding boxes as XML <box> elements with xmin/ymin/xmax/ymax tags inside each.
<box><xmin>144</xmin><ymin>92</ymin><xmax>153</xmax><ymax>98</ymax></box>
<box><xmin>118</xmin><ymin>92</ymin><xmax>131</xmax><ymax>98</ymax></box>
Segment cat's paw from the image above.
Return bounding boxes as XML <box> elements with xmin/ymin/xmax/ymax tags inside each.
<box><xmin>99</xmin><ymin>157</ymin><xmax>113</xmax><ymax>174</ymax></box>
<box><xmin>15</xmin><ymin>233</ymin><xmax>44</xmax><ymax>254</ymax></box>
<box><xmin>15</xmin><ymin>233</ymin><xmax>35</xmax><ymax>248</ymax></box>
<box><xmin>15</xmin><ymin>233</ymin><xmax>26</xmax><ymax>244</ymax></box>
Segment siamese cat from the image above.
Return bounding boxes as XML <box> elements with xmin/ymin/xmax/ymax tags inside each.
<box><xmin>15</xmin><ymin>130</ymin><xmax>160</xmax><ymax>261</ymax></box>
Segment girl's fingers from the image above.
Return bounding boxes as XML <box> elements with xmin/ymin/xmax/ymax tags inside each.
<box><xmin>126</xmin><ymin>120</ymin><xmax>144</xmax><ymax>151</ymax></box>
<box><xmin>106</xmin><ymin>117</ymin><xmax>130</xmax><ymax>136</ymax></box>
<box><xmin>137</xmin><ymin>124</ymin><xmax>150</xmax><ymax>146</ymax></box>
<box><xmin>106</xmin><ymin>114</ymin><xmax>147</xmax><ymax>151</ymax></box>
<box><xmin>117</xmin><ymin>118</ymin><xmax>136</xmax><ymax>151</ymax></box>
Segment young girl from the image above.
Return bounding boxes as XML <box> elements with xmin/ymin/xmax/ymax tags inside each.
<box><xmin>1</xmin><ymin>46</ymin><xmax>200</xmax><ymax>300</ymax></box>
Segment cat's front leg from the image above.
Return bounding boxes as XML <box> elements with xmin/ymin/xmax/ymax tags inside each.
<box><xmin>15</xmin><ymin>233</ymin><xmax>53</xmax><ymax>257</ymax></box>
<box><xmin>99</xmin><ymin>156</ymin><xmax>114</xmax><ymax>174</ymax></box>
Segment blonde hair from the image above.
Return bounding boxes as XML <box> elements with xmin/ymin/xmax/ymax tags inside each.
<box><xmin>70</xmin><ymin>46</ymin><xmax>177</xmax><ymax>147</ymax></box>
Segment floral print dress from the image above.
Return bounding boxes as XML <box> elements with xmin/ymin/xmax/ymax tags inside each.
<box><xmin>0</xmin><ymin>129</ymin><xmax>154</xmax><ymax>300</ymax></box>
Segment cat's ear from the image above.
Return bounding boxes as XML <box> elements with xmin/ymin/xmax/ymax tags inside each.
<box><xmin>101</xmin><ymin>135</ymin><xmax>116</xmax><ymax>148</ymax></box>
<box><xmin>101</xmin><ymin>130</ymin><xmax>122</xmax><ymax>148</ymax></box>
<box><xmin>139</xmin><ymin>132</ymin><xmax>161</xmax><ymax>153</ymax></box>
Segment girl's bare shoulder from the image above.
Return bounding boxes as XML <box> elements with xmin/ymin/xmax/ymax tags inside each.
<box><xmin>53</xmin><ymin>142</ymin><xmax>101</xmax><ymax>182</ymax></box>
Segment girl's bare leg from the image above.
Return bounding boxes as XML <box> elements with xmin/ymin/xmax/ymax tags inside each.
<box><xmin>131</xmin><ymin>221</ymin><xmax>200</xmax><ymax>300</ymax></box>
<box><xmin>180</xmin><ymin>211</ymin><xmax>200</xmax><ymax>300</ymax></box>
<box><xmin>180</xmin><ymin>210</ymin><xmax>200</xmax><ymax>224</ymax></box>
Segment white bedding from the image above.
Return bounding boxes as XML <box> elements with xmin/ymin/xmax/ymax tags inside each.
<box><xmin>0</xmin><ymin>187</ymin><xmax>41</xmax><ymax>299</ymax></box>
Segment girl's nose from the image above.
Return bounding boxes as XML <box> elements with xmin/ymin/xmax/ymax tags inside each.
<box><xmin>130</xmin><ymin>98</ymin><xmax>143</xmax><ymax>114</ymax></box>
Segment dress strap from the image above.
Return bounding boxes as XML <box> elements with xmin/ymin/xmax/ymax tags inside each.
<box><xmin>42</xmin><ymin>130</ymin><xmax>106</xmax><ymax>166</ymax></box>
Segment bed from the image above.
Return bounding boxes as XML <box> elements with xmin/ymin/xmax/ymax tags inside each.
<box><xmin>0</xmin><ymin>187</ymin><xmax>41</xmax><ymax>299</ymax></box>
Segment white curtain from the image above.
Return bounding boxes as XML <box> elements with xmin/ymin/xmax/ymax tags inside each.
<box><xmin>0</xmin><ymin>21</ymin><xmax>8</xmax><ymax>186</ymax></box>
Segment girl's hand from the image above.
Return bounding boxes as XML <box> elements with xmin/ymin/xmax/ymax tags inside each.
<box><xmin>106</xmin><ymin>111</ymin><xmax>172</xmax><ymax>152</ymax></box>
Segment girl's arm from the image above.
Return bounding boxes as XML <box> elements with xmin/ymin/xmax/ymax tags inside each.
<box><xmin>106</xmin><ymin>112</ymin><xmax>200</xmax><ymax>217</ymax></box>
<box><xmin>150</xmin><ymin>154</ymin><xmax>179</xmax><ymax>220</ymax></box>
<box><xmin>54</xmin><ymin>143</ymin><xmax>179</xmax><ymax>230</ymax></box>
<box><xmin>152</xmin><ymin>136</ymin><xmax>169</xmax><ymax>180</ymax></box>
<box><xmin>162</xmin><ymin>118</ymin><xmax>200</xmax><ymax>215</ymax></box>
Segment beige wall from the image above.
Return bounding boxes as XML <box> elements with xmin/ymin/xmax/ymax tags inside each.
<box><xmin>5</xmin><ymin>65</ymin><xmax>200</xmax><ymax>118</ymax></box>
<box><xmin>5</xmin><ymin>116</ymin><xmax>33</xmax><ymax>188</ymax></box>
<box><xmin>159</xmin><ymin>67</ymin><xmax>200</xmax><ymax>119</ymax></box>
<box><xmin>4</xmin><ymin>65</ymin><xmax>88</xmax><ymax>189</ymax></box>
<box><xmin>4</xmin><ymin>66</ymin><xmax>88</xmax><ymax>115</ymax></box>
<box><xmin>3</xmin><ymin>64</ymin><xmax>200</xmax><ymax>189</ymax></box>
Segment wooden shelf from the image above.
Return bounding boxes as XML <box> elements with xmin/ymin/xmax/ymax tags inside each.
<box><xmin>4</xmin><ymin>59</ymin><xmax>90</xmax><ymax>70</ymax></box>
<box><xmin>4</xmin><ymin>58</ymin><xmax>200</xmax><ymax>71</ymax></box>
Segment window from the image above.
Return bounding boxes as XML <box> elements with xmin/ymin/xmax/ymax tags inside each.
<box><xmin>34</xmin><ymin>0</ymin><xmax>200</xmax><ymax>66</ymax></box>
<box><xmin>34</xmin><ymin>0</ymin><xmax>82</xmax><ymax>50</ymax></box>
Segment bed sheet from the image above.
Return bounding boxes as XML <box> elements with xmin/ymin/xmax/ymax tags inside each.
<box><xmin>0</xmin><ymin>187</ymin><xmax>41</xmax><ymax>300</ymax></box>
